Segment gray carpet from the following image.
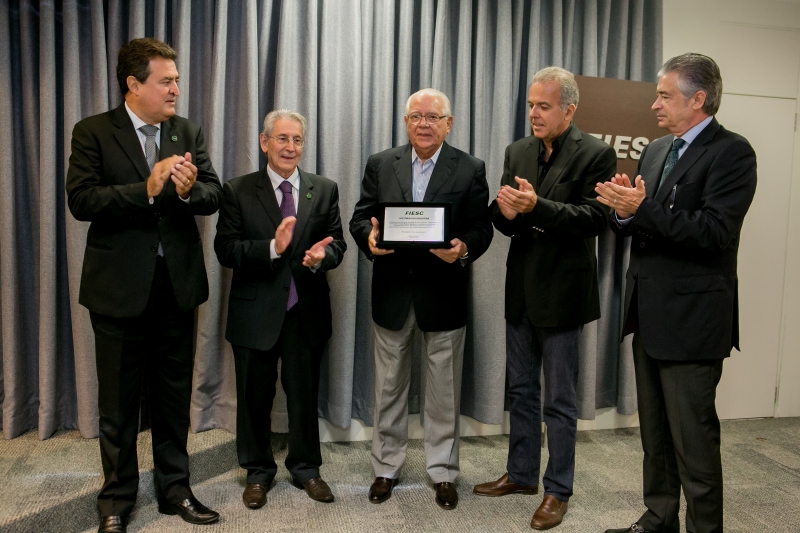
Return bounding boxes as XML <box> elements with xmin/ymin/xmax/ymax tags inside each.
<box><xmin>1</xmin><ymin>418</ymin><xmax>798</xmax><ymax>532</ymax></box>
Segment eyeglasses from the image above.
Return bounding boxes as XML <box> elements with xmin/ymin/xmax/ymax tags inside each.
<box><xmin>269</xmin><ymin>135</ymin><xmax>305</xmax><ymax>147</ymax></box>
<box><xmin>407</xmin><ymin>113</ymin><xmax>449</xmax><ymax>125</ymax></box>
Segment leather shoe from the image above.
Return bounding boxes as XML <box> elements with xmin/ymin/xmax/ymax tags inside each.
<box><xmin>473</xmin><ymin>472</ymin><xmax>538</xmax><ymax>496</ymax></box>
<box><xmin>530</xmin><ymin>495</ymin><xmax>568</xmax><ymax>530</ymax></box>
<box><xmin>243</xmin><ymin>483</ymin><xmax>269</xmax><ymax>509</ymax></box>
<box><xmin>158</xmin><ymin>496</ymin><xmax>220</xmax><ymax>524</ymax></box>
<box><xmin>98</xmin><ymin>516</ymin><xmax>126</xmax><ymax>533</ymax></box>
<box><xmin>605</xmin><ymin>525</ymin><xmax>649</xmax><ymax>533</ymax></box>
<box><xmin>434</xmin><ymin>482</ymin><xmax>458</xmax><ymax>510</ymax></box>
<box><xmin>294</xmin><ymin>477</ymin><xmax>334</xmax><ymax>502</ymax></box>
<box><xmin>369</xmin><ymin>477</ymin><xmax>399</xmax><ymax>504</ymax></box>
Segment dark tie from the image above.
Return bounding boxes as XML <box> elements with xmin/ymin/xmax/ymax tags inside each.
<box><xmin>139</xmin><ymin>125</ymin><xmax>164</xmax><ymax>257</ymax></box>
<box><xmin>279</xmin><ymin>180</ymin><xmax>299</xmax><ymax>310</ymax></box>
<box><xmin>657</xmin><ymin>137</ymin><xmax>686</xmax><ymax>193</ymax></box>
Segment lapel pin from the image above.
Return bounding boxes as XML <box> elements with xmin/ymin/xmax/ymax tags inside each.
<box><xmin>306</xmin><ymin>193</ymin><xmax>312</xmax><ymax>199</ymax></box>
<box><xmin>171</xmin><ymin>135</ymin><xmax>178</xmax><ymax>142</ymax></box>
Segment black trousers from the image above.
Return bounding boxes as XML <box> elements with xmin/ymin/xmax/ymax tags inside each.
<box><xmin>90</xmin><ymin>257</ymin><xmax>195</xmax><ymax>517</ymax></box>
<box><xmin>232</xmin><ymin>307</ymin><xmax>324</xmax><ymax>485</ymax></box>
<box><xmin>633</xmin><ymin>332</ymin><xmax>724</xmax><ymax>533</ymax></box>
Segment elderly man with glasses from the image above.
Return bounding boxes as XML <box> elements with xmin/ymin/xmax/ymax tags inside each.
<box><xmin>350</xmin><ymin>89</ymin><xmax>493</xmax><ymax>510</ymax></box>
<box><xmin>215</xmin><ymin>109</ymin><xmax>347</xmax><ymax>509</ymax></box>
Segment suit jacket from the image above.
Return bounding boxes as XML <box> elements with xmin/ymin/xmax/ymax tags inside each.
<box><xmin>349</xmin><ymin>142</ymin><xmax>493</xmax><ymax>332</ymax></box>
<box><xmin>492</xmin><ymin>124</ymin><xmax>616</xmax><ymax>327</ymax></box>
<box><xmin>612</xmin><ymin>118</ymin><xmax>757</xmax><ymax>361</ymax></box>
<box><xmin>66</xmin><ymin>103</ymin><xmax>221</xmax><ymax>318</ymax></box>
<box><xmin>215</xmin><ymin>168</ymin><xmax>346</xmax><ymax>351</ymax></box>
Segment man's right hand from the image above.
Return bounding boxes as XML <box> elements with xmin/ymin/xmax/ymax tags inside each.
<box><xmin>146</xmin><ymin>154</ymin><xmax>185</xmax><ymax>199</ymax></box>
<box><xmin>275</xmin><ymin>216</ymin><xmax>296</xmax><ymax>255</ymax></box>
<box><xmin>368</xmin><ymin>217</ymin><xmax>393</xmax><ymax>256</ymax></box>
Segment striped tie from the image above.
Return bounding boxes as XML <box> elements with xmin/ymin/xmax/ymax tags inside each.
<box><xmin>139</xmin><ymin>125</ymin><xmax>164</xmax><ymax>257</ymax></box>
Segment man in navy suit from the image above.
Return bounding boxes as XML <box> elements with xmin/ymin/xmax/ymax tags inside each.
<box><xmin>597</xmin><ymin>53</ymin><xmax>757</xmax><ymax>533</ymax></box>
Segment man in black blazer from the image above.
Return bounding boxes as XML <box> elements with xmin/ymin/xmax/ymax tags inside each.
<box><xmin>474</xmin><ymin>67</ymin><xmax>616</xmax><ymax>530</ymax></box>
<box><xmin>597</xmin><ymin>54</ymin><xmax>757</xmax><ymax>533</ymax></box>
<box><xmin>350</xmin><ymin>89</ymin><xmax>492</xmax><ymax>510</ymax></box>
<box><xmin>215</xmin><ymin>109</ymin><xmax>346</xmax><ymax>509</ymax></box>
<box><xmin>66</xmin><ymin>39</ymin><xmax>221</xmax><ymax>532</ymax></box>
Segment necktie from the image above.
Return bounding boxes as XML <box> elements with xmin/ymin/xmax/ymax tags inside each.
<box><xmin>656</xmin><ymin>137</ymin><xmax>686</xmax><ymax>193</ymax></box>
<box><xmin>279</xmin><ymin>180</ymin><xmax>299</xmax><ymax>310</ymax></box>
<box><xmin>139</xmin><ymin>125</ymin><xmax>164</xmax><ymax>257</ymax></box>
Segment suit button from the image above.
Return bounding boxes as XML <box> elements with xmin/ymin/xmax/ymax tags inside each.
<box><xmin>151</xmin><ymin>246</ymin><xmax>158</xmax><ymax>252</ymax></box>
<box><xmin>409</xmin><ymin>268</ymin><xmax>413</xmax><ymax>274</ymax></box>
<box><xmin>283</xmin><ymin>286</ymin><xmax>289</xmax><ymax>292</ymax></box>
<box><xmin>639</xmin><ymin>242</ymin><xmax>646</xmax><ymax>248</ymax></box>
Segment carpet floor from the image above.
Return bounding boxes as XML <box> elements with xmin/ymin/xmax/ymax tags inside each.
<box><xmin>0</xmin><ymin>417</ymin><xmax>798</xmax><ymax>532</ymax></box>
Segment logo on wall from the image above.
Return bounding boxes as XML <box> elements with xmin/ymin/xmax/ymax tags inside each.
<box><xmin>573</xmin><ymin>75</ymin><xmax>666</xmax><ymax>178</ymax></box>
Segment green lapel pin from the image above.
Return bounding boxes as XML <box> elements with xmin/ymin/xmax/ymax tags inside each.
<box><xmin>171</xmin><ymin>135</ymin><xmax>178</xmax><ymax>142</ymax></box>
<box><xmin>306</xmin><ymin>193</ymin><xmax>312</xmax><ymax>199</ymax></box>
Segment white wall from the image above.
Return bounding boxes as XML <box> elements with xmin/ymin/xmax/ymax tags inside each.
<box><xmin>320</xmin><ymin>0</ymin><xmax>800</xmax><ymax>442</ymax></box>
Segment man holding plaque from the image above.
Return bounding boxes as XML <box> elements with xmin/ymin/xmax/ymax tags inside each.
<box><xmin>474</xmin><ymin>67</ymin><xmax>615</xmax><ymax>530</ymax></box>
<box><xmin>350</xmin><ymin>89</ymin><xmax>492</xmax><ymax>510</ymax></box>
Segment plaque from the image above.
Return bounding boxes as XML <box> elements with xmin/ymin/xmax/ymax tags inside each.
<box><xmin>377</xmin><ymin>202</ymin><xmax>451</xmax><ymax>249</ymax></box>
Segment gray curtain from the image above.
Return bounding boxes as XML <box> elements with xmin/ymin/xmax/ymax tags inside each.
<box><xmin>0</xmin><ymin>0</ymin><xmax>661</xmax><ymax>440</ymax></box>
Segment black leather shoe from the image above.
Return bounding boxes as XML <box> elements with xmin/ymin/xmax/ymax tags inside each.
<box><xmin>293</xmin><ymin>477</ymin><xmax>335</xmax><ymax>502</ymax></box>
<box><xmin>243</xmin><ymin>483</ymin><xmax>269</xmax><ymax>509</ymax></box>
<box><xmin>369</xmin><ymin>477</ymin><xmax>399</xmax><ymax>504</ymax></box>
<box><xmin>605</xmin><ymin>525</ymin><xmax>649</xmax><ymax>533</ymax></box>
<box><xmin>158</xmin><ymin>496</ymin><xmax>220</xmax><ymax>524</ymax></box>
<box><xmin>434</xmin><ymin>482</ymin><xmax>458</xmax><ymax>510</ymax></box>
<box><xmin>98</xmin><ymin>516</ymin><xmax>127</xmax><ymax>533</ymax></box>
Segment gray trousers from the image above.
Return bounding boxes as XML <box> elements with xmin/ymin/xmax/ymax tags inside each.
<box><xmin>371</xmin><ymin>306</ymin><xmax>466</xmax><ymax>483</ymax></box>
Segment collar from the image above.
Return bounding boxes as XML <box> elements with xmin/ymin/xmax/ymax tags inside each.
<box><xmin>124</xmin><ymin>102</ymin><xmax>161</xmax><ymax>132</ymax></box>
<box><xmin>411</xmin><ymin>143</ymin><xmax>444</xmax><ymax>165</ymax></box>
<box><xmin>677</xmin><ymin>115</ymin><xmax>713</xmax><ymax>146</ymax></box>
<box><xmin>267</xmin><ymin>164</ymin><xmax>300</xmax><ymax>192</ymax></box>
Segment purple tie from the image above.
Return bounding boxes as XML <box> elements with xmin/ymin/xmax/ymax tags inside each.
<box><xmin>279</xmin><ymin>180</ymin><xmax>299</xmax><ymax>310</ymax></box>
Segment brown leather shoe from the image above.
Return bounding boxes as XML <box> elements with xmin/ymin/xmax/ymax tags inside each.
<box><xmin>473</xmin><ymin>472</ymin><xmax>539</xmax><ymax>496</ymax></box>
<box><xmin>294</xmin><ymin>477</ymin><xmax>334</xmax><ymax>502</ymax></box>
<box><xmin>369</xmin><ymin>477</ymin><xmax>399</xmax><ymax>504</ymax></box>
<box><xmin>530</xmin><ymin>495</ymin><xmax>568</xmax><ymax>530</ymax></box>
<box><xmin>242</xmin><ymin>483</ymin><xmax>268</xmax><ymax>509</ymax></box>
<box><xmin>434</xmin><ymin>482</ymin><xmax>458</xmax><ymax>510</ymax></box>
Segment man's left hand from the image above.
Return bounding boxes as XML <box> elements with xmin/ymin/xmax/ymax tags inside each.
<box><xmin>303</xmin><ymin>236</ymin><xmax>333</xmax><ymax>267</ymax></box>
<box><xmin>595</xmin><ymin>173</ymin><xmax>646</xmax><ymax>218</ymax></box>
<box><xmin>496</xmin><ymin>176</ymin><xmax>537</xmax><ymax>214</ymax></box>
<box><xmin>430</xmin><ymin>238</ymin><xmax>467</xmax><ymax>264</ymax></box>
<box><xmin>172</xmin><ymin>152</ymin><xmax>198</xmax><ymax>199</ymax></box>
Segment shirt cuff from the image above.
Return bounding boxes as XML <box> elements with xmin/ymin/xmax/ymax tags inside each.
<box><xmin>178</xmin><ymin>194</ymin><xmax>191</xmax><ymax>203</ymax></box>
<box><xmin>613</xmin><ymin>212</ymin><xmax>634</xmax><ymax>226</ymax></box>
<box><xmin>270</xmin><ymin>239</ymin><xmax>280</xmax><ymax>260</ymax></box>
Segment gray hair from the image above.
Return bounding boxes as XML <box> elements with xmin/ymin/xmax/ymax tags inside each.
<box><xmin>531</xmin><ymin>67</ymin><xmax>579</xmax><ymax>110</ymax></box>
<box><xmin>262</xmin><ymin>109</ymin><xmax>307</xmax><ymax>138</ymax></box>
<box><xmin>658</xmin><ymin>53</ymin><xmax>722</xmax><ymax>116</ymax></box>
<box><xmin>404</xmin><ymin>88</ymin><xmax>452</xmax><ymax>117</ymax></box>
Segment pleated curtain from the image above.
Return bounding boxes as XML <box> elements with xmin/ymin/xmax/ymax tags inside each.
<box><xmin>0</xmin><ymin>0</ymin><xmax>662</xmax><ymax>440</ymax></box>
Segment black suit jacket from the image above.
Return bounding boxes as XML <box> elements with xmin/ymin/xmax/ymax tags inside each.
<box><xmin>612</xmin><ymin>118</ymin><xmax>757</xmax><ymax>361</ymax></box>
<box><xmin>492</xmin><ymin>124</ymin><xmax>616</xmax><ymax>327</ymax></box>
<box><xmin>215</xmin><ymin>168</ymin><xmax>346</xmax><ymax>351</ymax></box>
<box><xmin>66</xmin><ymin>104</ymin><xmax>221</xmax><ymax>317</ymax></box>
<box><xmin>350</xmin><ymin>142</ymin><xmax>493</xmax><ymax>332</ymax></box>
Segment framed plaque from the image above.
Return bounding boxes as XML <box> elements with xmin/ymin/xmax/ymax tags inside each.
<box><xmin>377</xmin><ymin>202</ymin><xmax>451</xmax><ymax>249</ymax></box>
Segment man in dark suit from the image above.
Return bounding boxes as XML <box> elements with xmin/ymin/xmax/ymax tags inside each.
<box><xmin>215</xmin><ymin>109</ymin><xmax>346</xmax><ymax>510</ymax></box>
<box><xmin>66</xmin><ymin>38</ymin><xmax>222</xmax><ymax>533</ymax></box>
<box><xmin>473</xmin><ymin>67</ymin><xmax>616</xmax><ymax>530</ymax></box>
<box><xmin>597</xmin><ymin>53</ymin><xmax>757</xmax><ymax>533</ymax></box>
<box><xmin>350</xmin><ymin>89</ymin><xmax>492</xmax><ymax>510</ymax></box>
